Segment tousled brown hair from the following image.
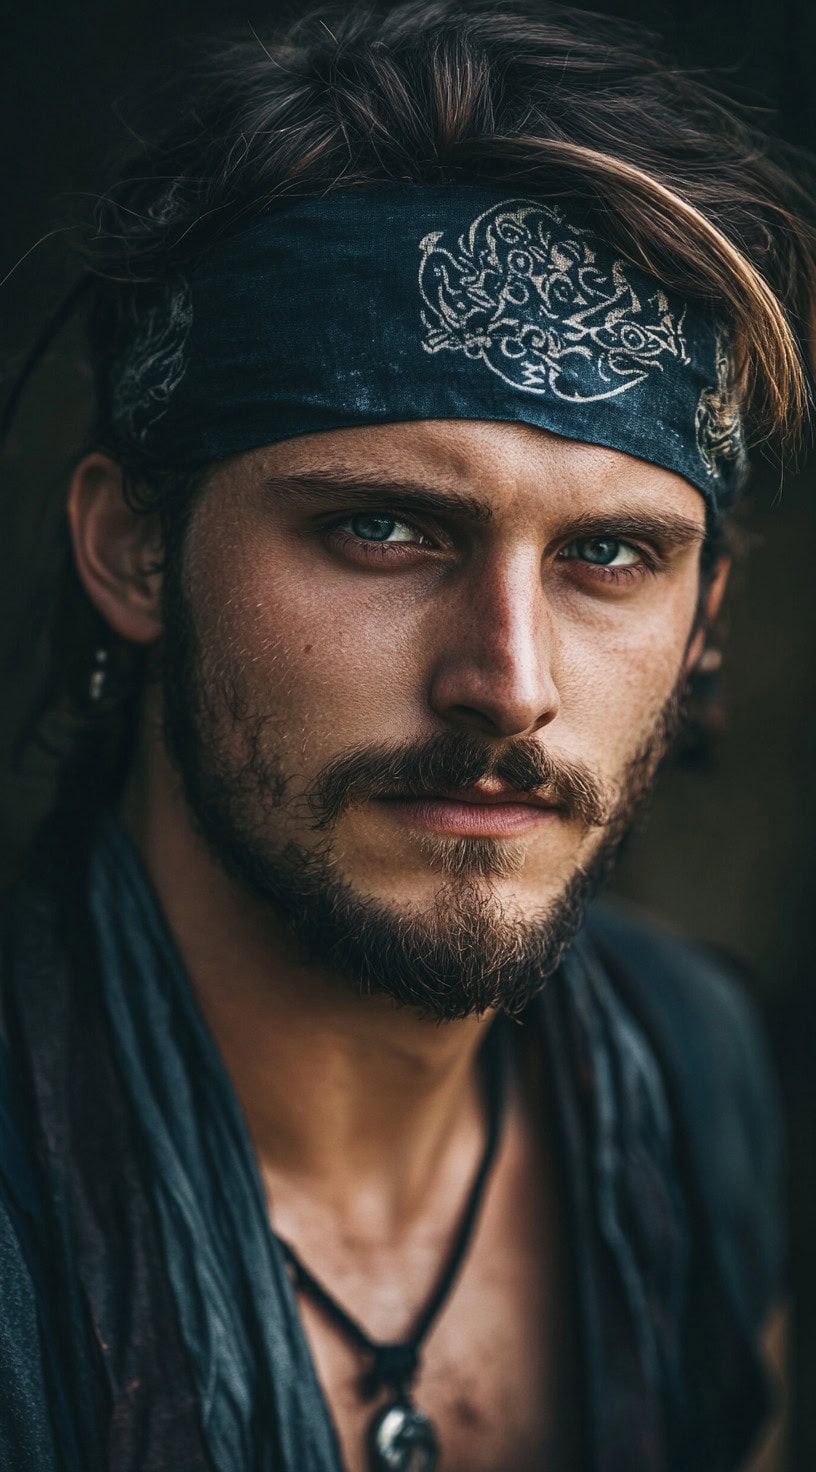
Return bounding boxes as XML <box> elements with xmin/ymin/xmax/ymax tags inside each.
<box><xmin>85</xmin><ymin>0</ymin><xmax>816</xmax><ymax>465</ymax></box>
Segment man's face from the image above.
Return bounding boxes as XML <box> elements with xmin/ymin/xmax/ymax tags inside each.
<box><xmin>160</xmin><ymin>420</ymin><xmax>708</xmax><ymax>1016</ymax></box>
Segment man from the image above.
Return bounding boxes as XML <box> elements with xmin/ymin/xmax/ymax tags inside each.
<box><xmin>0</xmin><ymin>2</ymin><xmax>810</xmax><ymax>1468</ymax></box>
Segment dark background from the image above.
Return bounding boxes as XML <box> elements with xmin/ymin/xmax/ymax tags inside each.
<box><xmin>2</xmin><ymin>0</ymin><xmax>815</xmax><ymax>1464</ymax></box>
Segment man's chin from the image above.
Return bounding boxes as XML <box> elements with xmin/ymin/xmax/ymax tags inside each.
<box><xmin>302</xmin><ymin>871</ymin><xmax>596</xmax><ymax>1020</ymax></box>
<box><xmin>218</xmin><ymin>841</ymin><xmax>603</xmax><ymax>1021</ymax></box>
<box><xmin>339</xmin><ymin>870</ymin><xmax>571</xmax><ymax>932</ymax></box>
<box><xmin>335</xmin><ymin>826</ymin><xmax>596</xmax><ymax>921</ymax></box>
<box><xmin>176</xmin><ymin>787</ymin><xmax>616</xmax><ymax>1019</ymax></box>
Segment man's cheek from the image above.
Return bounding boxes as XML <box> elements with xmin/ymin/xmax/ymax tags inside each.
<box><xmin>260</xmin><ymin>600</ymin><xmax>421</xmax><ymax>719</ymax></box>
<box><xmin>555</xmin><ymin>648</ymin><xmax>681</xmax><ymax>775</ymax></box>
<box><xmin>224</xmin><ymin>632</ymin><xmax>415</xmax><ymax>782</ymax></box>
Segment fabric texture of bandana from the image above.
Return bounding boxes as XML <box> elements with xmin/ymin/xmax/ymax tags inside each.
<box><xmin>107</xmin><ymin>187</ymin><xmax>748</xmax><ymax>509</ymax></box>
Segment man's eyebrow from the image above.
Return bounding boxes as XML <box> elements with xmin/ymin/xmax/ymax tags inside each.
<box><xmin>554</xmin><ymin>508</ymin><xmax>706</xmax><ymax>548</ymax></box>
<box><xmin>262</xmin><ymin>471</ymin><xmax>494</xmax><ymax>524</ymax></box>
<box><xmin>262</xmin><ymin>473</ymin><xmax>706</xmax><ymax>546</ymax></box>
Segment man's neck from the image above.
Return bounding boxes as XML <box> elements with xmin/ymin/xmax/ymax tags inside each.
<box><xmin>120</xmin><ymin>746</ymin><xmax>493</xmax><ymax>1242</ymax></box>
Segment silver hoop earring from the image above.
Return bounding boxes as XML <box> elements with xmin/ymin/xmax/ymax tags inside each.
<box><xmin>696</xmin><ymin>646</ymin><xmax>723</xmax><ymax>675</ymax></box>
<box><xmin>88</xmin><ymin>647</ymin><xmax>109</xmax><ymax>704</ymax></box>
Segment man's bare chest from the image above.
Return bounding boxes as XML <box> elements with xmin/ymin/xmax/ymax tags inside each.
<box><xmin>284</xmin><ymin>1084</ymin><xmax>577</xmax><ymax>1472</ymax></box>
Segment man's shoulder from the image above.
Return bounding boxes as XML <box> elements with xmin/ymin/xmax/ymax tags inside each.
<box><xmin>585</xmin><ymin>896</ymin><xmax>770</xmax><ymax>1070</ymax></box>
<box><xmin>584</xmin><ymin>897</ymin><xmax>776</xmax><ymax>1122</ymax></box>
<box><xmin>584</xmin><ymin>897</ymin><xmax>783</xmax><ymax>1327</ymax></box>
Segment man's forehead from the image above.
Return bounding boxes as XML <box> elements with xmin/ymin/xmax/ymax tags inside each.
<box><xmin>240</xmin><ymin>419</ymin><xmax>708</xmax><ymax>531</ymax></box>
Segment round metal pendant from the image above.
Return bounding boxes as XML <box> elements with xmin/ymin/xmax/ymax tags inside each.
<box><xmin>368</xmin><ymin>1400</ymin><xmax>439</xmax><ymax>1472</ymax></box>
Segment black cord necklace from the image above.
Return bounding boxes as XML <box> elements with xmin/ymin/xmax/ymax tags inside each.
<box><xmin>274</xmin><ymin>1025</ymin><xmax>507</xmax><ymax>1472</ymax></box>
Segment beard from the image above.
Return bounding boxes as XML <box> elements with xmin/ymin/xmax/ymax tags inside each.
<box><xmin>160</xmin><ymin>566</ymin><xmax>686</xmax><ymax>1021</ymax></box>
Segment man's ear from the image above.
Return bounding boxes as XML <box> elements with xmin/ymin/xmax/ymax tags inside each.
<box><xmin>684</xmin><ymin>555</ymin><xmax>731</xmax><ymax>674</ymax></box>
<box><xmin>67</xmin><ymin>453</ymin><xmax>164</xmax><ymax>644</ymax></box>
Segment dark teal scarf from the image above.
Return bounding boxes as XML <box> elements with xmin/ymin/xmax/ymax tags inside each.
<box><xmin>86</xmin><ymin>814</ymin><xmax>686</xmax><ymax>1470</ymax></box>
<box><xmin>0</xmin><ymin>811</ymin><xmax>777</xmax><ymax>1471</ymax></box>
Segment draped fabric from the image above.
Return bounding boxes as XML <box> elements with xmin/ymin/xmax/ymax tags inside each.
<box><xmin>88</xmin><ymin>814</ymin><xmax>689</xmax><ymax>1471</ymax></box>
<box><xmin>88</xmin><ymin>816</ymin><xmax>342</xmax><ymax>1472</ymax></box>
<box><xmin>0</xmin><ymin>813</ymin><xmax>778</xmax><ymax>1471</ymax></box>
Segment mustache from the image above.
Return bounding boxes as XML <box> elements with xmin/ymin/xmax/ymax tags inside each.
<box><xmin>309</xmin><ymin>731</ymin><xmax>611</xmax><ymax>830</ymax></box>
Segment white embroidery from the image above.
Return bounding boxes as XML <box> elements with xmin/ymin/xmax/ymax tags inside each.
<box><xmin>695</xmin><ymin>338</ymin><xmax>746</xmax><ymax>481</ymax></box>
<box><xmin>111</xmin><ymin>278</ymin><xmax>193</xmax><ymax>443</ymax></box>
<box><xmin>419</xmin><ymin>200</ymin><xmax>689</xmax><ymax>402</ymax></box>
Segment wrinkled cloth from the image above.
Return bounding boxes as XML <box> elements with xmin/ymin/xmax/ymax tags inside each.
<box><xmin>88</xmin><ymin>816</ymin><xmax>341</xmax><ymax>1472</ymax></box>
<box><xmin>0</xmin><ymin>813</ymin><xmax>781</xmax><ymax>1471</ymax></box>
<box><xmin>104</xmin><ymin>189</ymin><xmax>746</xmax><ymax>509</ymax></box>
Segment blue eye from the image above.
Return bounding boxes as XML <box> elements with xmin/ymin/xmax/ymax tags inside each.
<box><xmin>347</xmin><ymin>514</ymin><xmax>417</xmax><ymax>543</ymax></box>
<box><xmin>561</xmin><ymin>537</ymin><xmax>639</xmax><ymax>567</ymax></box>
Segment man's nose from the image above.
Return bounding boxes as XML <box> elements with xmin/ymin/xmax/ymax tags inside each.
<box><xmin>427</xmin><ymin>550</ymin><xmax>561</xmax><ymax>740</ymax></box>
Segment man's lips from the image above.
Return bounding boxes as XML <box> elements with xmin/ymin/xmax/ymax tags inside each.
<box><xmin>371</xmin><ymin>785</ymin><xmax>562</xmax><ymax>837</ymax></box>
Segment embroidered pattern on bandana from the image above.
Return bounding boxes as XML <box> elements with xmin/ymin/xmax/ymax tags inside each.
<box><xmin>419</xmin><ymin>199</ymin><xmax>690</xmax><ymax>403</ymax></box>
<box><xmin>111</xmin><ymin>278</ymin><xmax>193</xmax><ymax>444</ymax></box>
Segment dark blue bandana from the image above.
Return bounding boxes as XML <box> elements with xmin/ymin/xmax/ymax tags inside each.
<box><xmin>108</xmin><ymin>187</ymin><xmax>748</xmax><ymax>509</ymax></box>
